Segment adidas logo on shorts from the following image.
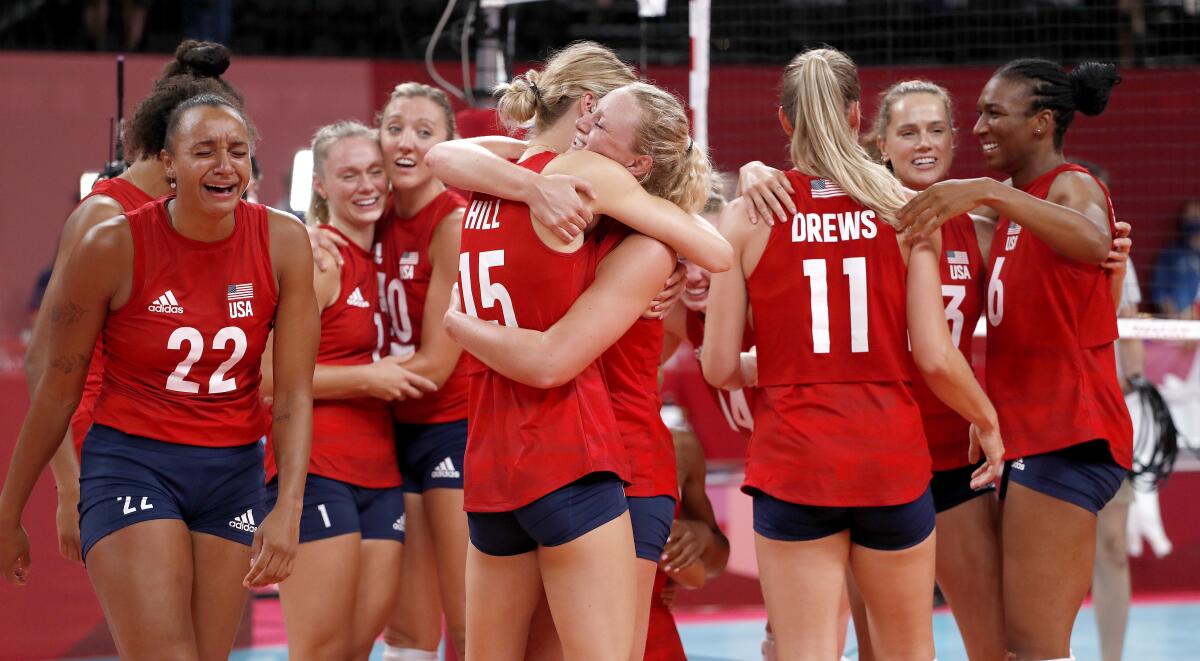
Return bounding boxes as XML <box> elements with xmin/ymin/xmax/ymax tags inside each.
<box><xmin>345</xmin><ymin>287</ymin><xmax>370</xmax><ymax>308</ymax></box>
<box><xmin>1012</xmin><ymin>458</ymin><xmax>1026</xmax><ymax>471</ymax></box>
<box><xmin>228</xmin><ymin>509</ymin><xmax>258</xmax><ymax>533</ymax></box>
<box><xmin>431</xmin><ymin>458</ymin><xmax>460</xmax><ymax>479</ymax></box>
<box><xmin>393</xmin><ymin>514</ymin><xmax>406</xmax><ymax>533</ymax></box>
<box><xmin>148</xmin><ymin>290</ymin><xmax>184</xmax><ymax>315</ymax></box>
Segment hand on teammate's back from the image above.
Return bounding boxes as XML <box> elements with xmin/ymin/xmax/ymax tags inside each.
<box><xmin>738</xmin><ymin>160</ymin><xmax>795</xmax><ymax>226</ymax></box>
<box><xmin>366</xmin><ymin>356</ymin><xmax>438</xmax><ymax>401</ymax></box>
<box><xmin>307</xmin><ymin>225</ymin><xmax>348</xmax><ymax>272</ymax></box>
<box><xmin>529</xmin><ymin>174</ymin><xmax>596</xmax><ymax>243</ymax></box>
<box><xmin>642</xmin><ymin>262</ymin><xmax>686</xmax><ymax>319</ymax></box>
<box><xmin>661</xmin><ymin>519</ymin><xmax>713</xmax><ymax>573</ymax></box>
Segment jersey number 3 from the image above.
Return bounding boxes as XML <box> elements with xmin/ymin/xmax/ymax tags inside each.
<box><xmin>166</xmin><ymin>326</ymin><xmax>247</xmax><ymax>394</ymax></box>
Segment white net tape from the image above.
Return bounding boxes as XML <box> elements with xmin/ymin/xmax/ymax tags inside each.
<box><xmin>972</xmin><ymin>317</ymin><xmax>1200</xmax><ymax>341</ymax></box>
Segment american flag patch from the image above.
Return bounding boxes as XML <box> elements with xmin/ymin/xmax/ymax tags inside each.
<box><xmin>811</xmin><ymin>178</ymin><xmax>846</xmax><ymax>199</ymax></box>
<box><xmin>227</xmin><ymin>283</ymin><xmax>253</xmax><ymax>301</ymax></box>
<box><xmin>400</xmin><ymin>251</ymin><xmax>419</xmax><ymax>265</ymax></box>
<box><xmin>946</xmin><ymin>250</ymin><xmax>969</xmax><ymax>265</ymax></box>
<box><xmin>1007</xmin><ymin>223</ymin><xmax>1022</xmax><ymax>235</ymax></box>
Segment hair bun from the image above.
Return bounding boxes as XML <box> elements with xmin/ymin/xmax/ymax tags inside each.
<box><xmin>171</xmin><ymin>39</ymin><xmax>231</xmax><ymax>78</ymax></box>
<box><xmin>1069</xmin><ymin>62</ymin><xmax>1120</xmax><ymax>116</ymax></box>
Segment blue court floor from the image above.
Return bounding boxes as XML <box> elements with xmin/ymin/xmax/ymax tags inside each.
<box><xmin>162</xmin><ymin>599</ymin><xmax>1196</xmax><ymax>661</ymax></box>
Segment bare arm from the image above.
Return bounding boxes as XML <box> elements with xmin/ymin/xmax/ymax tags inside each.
<box><xmin>0</xmin><ymin>219</ymin><xmax>128</xmax><ymax>583</ymax></box>
<box><xmin>662</xmin><ymin>434</ymin><xmax>729</xmax><ymax>588</ymax></box>
<box><xmin>549</xmin><ymin>151</ymin><xmax>733</xmax><ymax>273</ymax></box>
<box><xmin>395</xmin><ymin>210</ymin><xmax>465</xmax><ymax>387</ymax></box>
<box><xmin>425</xmin><ymin>139</ymin><xmax>594</xmax><ymax>242</ymax></box>
<box><xmin>245</xmin><ymin>212</ymin><xmax>319</xmax><ymax>589</ymax></box>
<box><xmin>445</xmin><ymin>235</ymin><xmax>676</xmax><ymax>388</ymax></box>
<box><xmin>700</xmin><ymin>200</ymin><xmax>752</xmax><ymax>389</ymax></box>
<box><xmin>660</xmin><ymin>304</ymin><xmax>688</xmax><ymax>363</ymax></box>
<box><xmin>906</xmin><ymin>230</ymin><xmax>1003</xmax><ymax>486</ymax></box>
<box><xmin>899</xmin><ymin>173</ymin><xmax>1111</xmax><ymax>265</ymax></box>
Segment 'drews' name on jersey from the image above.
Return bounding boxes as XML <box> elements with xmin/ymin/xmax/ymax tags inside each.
<box><xmin>791</xmin><ymin>210</ymin><xmax>879</xmax><ymax>244</ymax></box>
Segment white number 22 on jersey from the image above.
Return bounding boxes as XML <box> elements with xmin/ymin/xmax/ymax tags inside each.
<box><xmin>166</xmin><ymin>326</ymin><xmax>247</xmax><ymax>394</ymax></box>
<box><xmin>458</xmin><ymin>251</ymin><xmax>519</xmax><ymax>328</ymax></box>
<box><xmin>802</xmin><ymin>257</ymin><xmax>868</xmax><ymax>353</ymax></box>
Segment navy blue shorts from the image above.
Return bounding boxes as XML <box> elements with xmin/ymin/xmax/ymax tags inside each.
<box><xmin>1000</xmin><ymin>440</ymin><xmax>1126</xmax><ymax>515</ymax></box>
<box><xmin>467</xmin><ymin>473</ymin><xmax>628</xmax><ymax>557</ymax></box>
<box><xmin>752</xmin><ymin>487</ymin><xmax>936</xmax><ymax>551</ymax></box>
<box><xmin>396</xmin><ymin>419</ymin><xmax>467</xmax><ymax>494</ymax></box>
<box><xmin>628</xmin><ymin>495</ymin><xmax>676</xmax><ymax>562</ymax></box>
<box><xmin>78</xmin><ymin>424</ymin><xmax>266</xmax><ymax>562</ymax></box>
<box><xmin>268</xmin><ymin>474</ymin><xmax>406</xmax><ymax>544</ymax></box>
<box><xmin>930</xmin><ymin>462</ymin><xmax>995</xmax><ymax>514</ymax></box>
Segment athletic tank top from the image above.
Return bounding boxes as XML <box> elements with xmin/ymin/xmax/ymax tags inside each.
<box><xmin>684</xmin><ymin>310</ymin><xmax>757</xmax><ymax>440</ymax></box>
<box><xmin>265</xmin><ymin>227</ymin><xmax>397</xmax><ymax>487</ymax></box>
<box><xmin>93</xmin><ymin>198</ymin><xmax>277</xmax><ymax>447</ymax></box>
<box><xmin>70</xmin><ymin>177</ymin><xmax>156</xmax><ymax>452</ymax></box>
<box><xmin>910</xmin><ymin>214</ymin><xmax>986</xmax><ymax>471</ymax></box>
<box><xmin>458</xmin><ymin>152</ymin><xmax>626</xmax><ymax>512</ymax></box>
<box><xmin>378</xmin><ymin>189</ymin><xmax>470</xmax><ymax>423</ymax></box>
<box><xmin>743</xmin><ymin>170</ymin><xmax>928</xmax><ymax>506</ymax></box>
<box><xmin>985</xmin><ymin>163</ymin><xmax>1133</xmax><ymax>468</ymax></box>
<box><xmin>591</xmin><ymin>220</ymin><xmax>677</xmax><ymax>500</ymax></box>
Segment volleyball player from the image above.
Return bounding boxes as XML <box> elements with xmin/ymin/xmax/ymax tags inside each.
<box><xmin>23</xmin><ymin>39</ymin><xmax>243</xmax><ymax>564</ymax></box>
<box><xmin>898</xmin><ymin>60</ymin><xmax>1131</xmax><ymax>660</ymax></box>
<box><xmin>260</xmin><ymin>121</ymin><xmax>407</xmax><ymax>660</ymax></box>
<box><xmin>437</xmin><ymin>80</ymin><xmax>713</xmax><ymax>661</ymax></box>
<box><xmin>0</xmin><ymin>94</ymin><xmax>317</xmax><ymax>660</ymax></box>
<box><xmin>334</xmin><ymin>81</ymin><xmax>470</xmax><ymax>661</ymax></box>
<box><xmin>702</xmin><ymin>47</ymin><xmax>1004</xmax><ymax>660</ymax></box>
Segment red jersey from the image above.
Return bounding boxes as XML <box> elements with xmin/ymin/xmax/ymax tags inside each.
<box><xmin>457</xmin><ymin>152</ymin><xmax>626</xmax><ymax>512</ymax></box>
<box><xmin>266</xmin><ymin>228</ymin><xmax>398</xmax><ymax>488</ymax></box>
<box><xmin>592</xmin><ymin>221</ymin><xmax>677</xmax><ymax>500</ymax></box>
<box><xmin>910</xmin><ymin>214</ymin><xmax>986</xmax><ymax>471</ymax></box>
<box><xmin>743</xmin><ymin>171</ymin><xmax>928</xmax><ymax>506</ymax></box>
<box><xmin>93</xmin><ymin>198</ymin><xmax>277</xmax><ymax>447</ymax></box>
<box><xmin>377</xmin><ymin>190</ymin><xmax>470</xmax><ymax>423</ymax></box>
<box><xmin>643</xmin><ymin>568</ymin><xmax>686</xmax><ymax>661</ymax></box>
<box><xmin>70</xmin><ymin>177</ymin><xmax>156</xmax><ymax>451</ymax></box>
<box><xmin>684</xmin><ymin>310</ymin><xmax>757</xmax><ymax>440</ymax></box>
<box><xmin>985</xmin><ymin>163</ymin><xmax>1132</xmax><ymax>468</ymax></box>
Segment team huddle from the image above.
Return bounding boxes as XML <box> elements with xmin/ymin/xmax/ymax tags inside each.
<box><xmin>0</xmin><ymin>36</ymin><xmax>1133</xmax><ymax>661</ymax></box>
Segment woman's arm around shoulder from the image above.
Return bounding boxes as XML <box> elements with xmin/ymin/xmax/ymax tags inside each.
<box><xmin>700</xmin><ymin>198</ymin><xmax>756</xmax><ymax>390</ymax></box>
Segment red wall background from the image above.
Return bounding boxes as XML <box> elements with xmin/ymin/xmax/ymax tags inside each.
<box><xmin>1</xmin><ymin>52</ymin><xmax>1197</xmax><ymax>343</ymax></box>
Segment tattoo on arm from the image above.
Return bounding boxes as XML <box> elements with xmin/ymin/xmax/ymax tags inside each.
<box><xmin>50</xmin><ymin>353</ymin><xmax>89</xmax><ymax>374</ymax></box>
<box><xmin>50</xmin><ymin>303</ymin><xmax>86</xmax><ymax>325</ymax></box>
<box><xmin>273</xmin><ymin>411</ymin><xmax>292</xmax><ymax>423</ymax></box>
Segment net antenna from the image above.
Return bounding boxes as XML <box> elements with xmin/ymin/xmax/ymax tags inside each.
<box><xmin>100</xmin><ymin>54</ymin><xmax>127</xmax><ymax>179</ymax></box>
<box><xmin>687</xmin><ymin>0</ymin><xmax>710</xmax><ymax>152</ymax></box>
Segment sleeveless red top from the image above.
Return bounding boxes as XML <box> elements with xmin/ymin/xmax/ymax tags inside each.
<box><xmin>985</xmin><ymin>163</ymin><xmax>1132</xmax><ymax>468</ymax></box>
<box><xmin>910</xmin><ymin>214</ymin><xmax>986</xmax><ymax>471</ymax></box>
<box><xmin>684</xmin><ymin>310</ymin><xmax>757</xmax><ymax>440</ymax></box>
<box><xmin>70</xmin><ymin>177</ymin><xmax>156</xmax><ymax>451</ymax></box>
<box><xmin>458</xmin><ymin>152</ymin><xmax>627</xmax><ymax>512</ymax></box>
<box><xmin>743</xmin><ymin>171</ymin><xmax>928</xmax><ymax>506</ymax></box>
<box><xmin>378</xmin><ymin>189</ymin><xmax>470</xmax><ymax>423</ymax></box>
<box><xmin>93</xmin><ymin>198</ymin><xmax>276</xmax><ymax>447</ymax></box>
<box><xmin>265</xmin><ymin>228</ymin><xmax>397</xmax><ymax>487</ymax></box>
<box><xmin>591</xmin><ymin>220</ymin><xmax>677</xmax><ymax>500</ymax></box>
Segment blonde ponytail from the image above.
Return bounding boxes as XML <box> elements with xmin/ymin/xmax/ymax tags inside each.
<box><xmin>781</xmin><ymin>48</ymin><xmax>908</xmax><ymax>225</ymax></box>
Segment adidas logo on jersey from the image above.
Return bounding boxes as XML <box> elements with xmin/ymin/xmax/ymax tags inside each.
<box><xmin>345</xmin><ymin>287</ymin><xmax>370</xmax><ymax>308</ymax></box>
<box><xmin>393</xmin><ymin>514</ymin><xmax>406</xmax><ymax>533</ymax></box>
<box><xmin>148</xmin><ymin>290</ymin><xmax>184</xmax><ymax>315</ymax></box>
<box><xmin>228</xmin><ymin>509</ymin><xmax>257</xmax><ymax>533</ymax></box>
<box><xmin>431</xmin><ymin>458</ymin><xmax>461</xmax><ymax>479</ymax></box>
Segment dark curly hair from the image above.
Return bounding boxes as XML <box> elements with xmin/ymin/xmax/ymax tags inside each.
<box><xmin>125</xmin><ymin>40</ymin><xmax>245</xmax><ymax>161</ymax></box>
<box><xmin>996</xmin><ymin>58</ymin><xmax>1120</xmax><ymax>150</ymax></box>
